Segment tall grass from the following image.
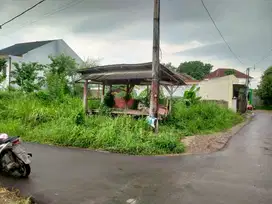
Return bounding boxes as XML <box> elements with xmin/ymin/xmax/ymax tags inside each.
<box><xmin>167</xmin><ymin>99</ymin><xmax>243</xmax><ymax>135</ymax></box>
<box><xmin>0</xmin><ymin>91</ymin><xmax>184</xmax><ymax>155</ymax></box>
<box><xmin>0</xmin><ymin>91</ymin><xmax>243</xmax><ymax>155</ymax></box>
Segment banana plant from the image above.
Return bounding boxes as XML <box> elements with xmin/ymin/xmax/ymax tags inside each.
<box><xmin>183</xmin><ymin>85</ymin><xmax>201</xmax><ymax>106</ymax></box>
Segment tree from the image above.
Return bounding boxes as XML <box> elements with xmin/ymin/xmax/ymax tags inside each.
<box><xmin>162</xmin><ymin>62</ymin><xmax>177</xmax><ymax>71</ymax></box>
<box><xmin>177</xmin><ymin>61</ymin><xmax>213</xmax><ymax>80</ymax></box>
<box><xmin>0</xmin><ymin>58</ymin><xmax>7</xmax><ymax>83</ymax></box>
<box><xmin>80</xmin><ymin>57</ymin><xmax>101</xmax><ymax>69</ymax></box>
<box><xmin>46</xmin><ymin>54</ymin><xmax>78</xmax><ymax>99</ymax></box>
<box><xmin>11</xmin><ymin>62</ymin><xmax>44</xmax><ymax>92</ymax></box>
<box><xmin>257</xmin><ymin>66</ymin><xmax>272</xmax><ymax>105</ymax></box>
<box><xmin>48</xmin><ymin>54</ymin><xmax>78</xmax><ymax>77</ymax></box>
<box><xmin>224</xmin><ymin>69</ymin><xmax>235</xmax><ymax>76</ymax></box>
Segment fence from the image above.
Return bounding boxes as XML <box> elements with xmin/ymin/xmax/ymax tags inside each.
<box><xmin>202</xmin><ymin>100</ymin><xmax>228</xmax><ymax>108</ymax></box>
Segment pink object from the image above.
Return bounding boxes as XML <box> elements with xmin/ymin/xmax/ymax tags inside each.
<box><xmin>114</xmin><ymin>98</ymin><xmax>135</xmax><ymax>109</ymax></box>
<box><xmin>0</xmin><ymin>133</ymin><xmax>8</xmax><ymax>140</ymax></box>
<box><xmin>158</xmin><ymin>105</ymin><xmax>168</xmax><ymax>115</ymax></box>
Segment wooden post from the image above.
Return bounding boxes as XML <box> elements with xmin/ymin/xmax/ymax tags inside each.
<box><xmin>97</xmin><ymin>84</ymin><xmax>100</xmax><ymax>98</ymax></box>
<box><xmin>149</xmin><ymin>0</ymin><xmax>160</xmax><ymax>133</ymax></box>
<box><xmin>169</xmin><ymin>86</ymin><xmax>173</xmax><ymax>114</ymax></box>
<box><xmin>83</xmin><ymin>79</ymin><xmax>88</xmax><ymax>114</ymax></box>
<box><xmin>163</xmin><ymin>85</ymin><xmax>178</xmax><ymax>114</ymax></box>
<box><xmin>101</xmin><ymin>83</ymin><xmax>105</xmax><ymax>104</ymax></box>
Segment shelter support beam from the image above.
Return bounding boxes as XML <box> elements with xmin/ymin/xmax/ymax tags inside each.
<box><xmin>83</xmin><ymin>79</ymin><xmax>89</xmax><ymax>114</ymax></box>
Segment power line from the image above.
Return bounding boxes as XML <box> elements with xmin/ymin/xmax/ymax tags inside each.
<box><xmin>1</xmin><ymin>0</ymin><xmax>85</xmax><ymax>37</ymax></box>
<box><xmin>200</xmin><ymin>0</ymin><xmax>244</xmax><ymax>65</ymax></box>
<box><xmin>0</xmin><ymin>0</ymin><xmax>47</xmax><ymax>29</ymax></box>
<box><xmin>255</xmin><ymin>49</ymin><xmax>272</xmax><ymax>66</ymax></box>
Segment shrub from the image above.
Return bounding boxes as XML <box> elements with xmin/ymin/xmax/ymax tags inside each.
<box><xmin>11</xmin><ymin>62</ymin><xmax>44</xmax><ymax>92</ymax></box>
<box><xmin>103</xmin><ymin>91</ymin><xmax>115</xmax><ymax>108</ymax></box>
<box><xmin>168</xmin><ymin>99</ymin><xmax>243</xmax><ymax>135</ymax></box>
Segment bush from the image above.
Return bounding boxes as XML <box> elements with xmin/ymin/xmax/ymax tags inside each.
<box><xmin>103</xmin><ymin>91</ymin><xmax>115</xmax><ymax>108</ymax></box>
<box><xmin>167</xmin><ymin>99</ymin><xmax>243</xmax><ymax>135</ymax></box>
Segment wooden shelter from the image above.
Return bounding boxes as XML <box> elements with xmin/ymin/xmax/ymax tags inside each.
<box><xmin>77</xmin><ymin>62</ymin><xmax>186</xmax><ymax>116</ymax></box>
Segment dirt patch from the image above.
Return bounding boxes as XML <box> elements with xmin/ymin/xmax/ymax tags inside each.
<box><xmin>182</xmin><ymin>112</ymin><xmax>254</xmax><ymax>154</ymax></box>
<box><xmin>0</xmin><ymin>188</ymin><xmax>31</xmax><ymax>204</ymax></box>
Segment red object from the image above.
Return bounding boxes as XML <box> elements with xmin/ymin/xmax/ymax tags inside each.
<box><xmin>12</xmin><ymin>139</ymin><xmax>21</xmax><ymax>145</ymax></box>
<box><xmin>114</xmin><ymin>98</ymin><xmax>135</xmax><ymax>109</ymax></box>
<box><xmin>205</xmin><ymin>68</ymin><xmax>253</xmax><ymax>79</ymax></box>
<box><xmin>247</xmin><ymin>104</ymin><xmax>253</xmax><ymax>110</ymax></box>
<box><xmin>158</xmin><ymin>105</ymin><xmax>168</xmax><ymax>115</ymax></box>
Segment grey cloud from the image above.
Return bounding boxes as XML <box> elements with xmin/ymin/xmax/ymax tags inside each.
<box><xmin>0</xmin><ymin>0</ymin><xmax>272</xmax><ymax>71</ymax></box>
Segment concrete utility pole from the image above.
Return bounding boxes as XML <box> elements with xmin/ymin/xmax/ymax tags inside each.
<box><xmin>245</xmin><ymin>67</ymin><xmax>251</xmax><ymax>105</ymax></box>
<box><xmin>149</xmin><ymin>0</ymin><xmax>160</xmax><ymax>133</ymax></box>
<box><xmin>246</xmin><ymin>67</ymin><xmax>250</xmax><ymax>87</ymax></box>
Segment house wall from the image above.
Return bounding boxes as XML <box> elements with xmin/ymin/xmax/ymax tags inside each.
<box><xmin>56</xmin><ymin>39</ymin><xmax>83</xmax><ymax>65</ymax></box>
<box><xmin>198</xmin><ymin>75</ymin><xmax>238</xmax><ymax>109</ymax></box>
<box><xmin>1</xmin><ymin>40</ymin><xmax>83</xmax><ymax>89</ymax></box>
<box><xmin>134</xmin><ymin>85</ymin><xmax>200</xmax><ymax>98</ymax></box>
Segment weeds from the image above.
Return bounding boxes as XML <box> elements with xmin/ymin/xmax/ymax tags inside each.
<box><xmin>0</xmin><ymin>91</ymin><xmax>243</xmax><ymax>155</ymax></box>
<box><xmin>167</xmin><ymin>99</ymin><xmax>243</xmax><ymax>135</ymax></box>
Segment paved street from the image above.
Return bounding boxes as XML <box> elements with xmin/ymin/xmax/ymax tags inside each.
<box><xmin>0</xmin><ymin>111</ymin><xmax>271</xmax><ymax>204</ymax></box>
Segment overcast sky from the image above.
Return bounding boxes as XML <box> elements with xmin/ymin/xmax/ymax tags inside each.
<box><xmin>1</xmin><ymin>0</ymin><xmax>272</xmax><ymax>88</ymax></box>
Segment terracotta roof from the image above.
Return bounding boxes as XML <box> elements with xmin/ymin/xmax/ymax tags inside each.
<box><xmin>205</xmin><ymin>68</ymin><xmax>253</xmax><ymax>79</ymax></box>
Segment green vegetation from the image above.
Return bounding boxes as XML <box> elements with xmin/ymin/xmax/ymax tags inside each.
<box><xmin>0</xmin><ymin>91</ymin><xmax>185</xmax><ymax>155</ymax></box>
<box><xmin>183</xmin><ymin>85</ymin><xmax>202</xmax><ymax>106</ymax></box>
<box><xmin>255</xmin><ymin>106</ymin><xmax>272</xmax><ymax>110</ymax></box>
<box><xmin>0</xmin><ymin>90</ymin><xmax>243</xmax><ymax>155</ymax></box>
<box><xmin>167</xmin><ymin>100</ymin><xmax>243</xmax><ymax>136</ymax></box>
<box><xmin>257</xmin><ymin>66</ymin><xmax>272</xmax><ymax>106</ymax></box>
<box><xmin>177</xmin><ymin>61</ymin><xmax>213</xmax><ymax>80</ymax></box>
<box><xmin>0</xmin><ymin>54</ymin><xmax>243</xmax><ymax>155</ymax></box>
<box><xmin>11</xmin><ymin>62</ymin><xmax>44</xmax><ymax>93</ymax></box>
<box><xmin>0</xmin><ymin>58</ymin><xmax>7</xmax><ymax>83</ymax></box>
<box><xmin>224</xmin><ymin>69</ymin><xmax>235</xmax><ymax>76</ymax></box>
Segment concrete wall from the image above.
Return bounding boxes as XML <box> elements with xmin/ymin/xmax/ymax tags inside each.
<box><xmin>135</xmin><ymin>85</ymin><xmax>200</xmax><ymax>98</ymax></box>
<box><xmin>199</xmin><ymin>75</ymin><xmax>239</xmax><ymax>109</ymax></box>
<box><xmin>56</xmin><ymin>39</ymin><xmax>83</xmax><ymax>65</ymax></box>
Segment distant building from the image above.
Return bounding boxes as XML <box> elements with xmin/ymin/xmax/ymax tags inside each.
<box><xmin>199</xmin><ymin>75</ymin><xmax>247</xmax><ymax>112</ymax></box>
<box><xmin>204</xmin><ymin>68</ymin><xmax>252</xmax><ymax>85</ymax></box>
<box><xmin>0</xmin><ymin>39</ymin><xmax>83</xmax><ymax>88</ymax></box>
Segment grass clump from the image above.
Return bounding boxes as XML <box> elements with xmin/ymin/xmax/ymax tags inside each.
<box><xmin>0</xmin><ymin>187</ymin><xmax>31</xmax><ymax>204</ymax></box>
<box><xmin>167</xmin><ymin>99</ymin><xmax>243</xmax><ymax>136</ymax></box>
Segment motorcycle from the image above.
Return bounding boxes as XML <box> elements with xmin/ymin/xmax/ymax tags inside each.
<box><xmin>0</xmin><ymin>133</ymin><xmax>32</xmax><ymax>178</ymax></box>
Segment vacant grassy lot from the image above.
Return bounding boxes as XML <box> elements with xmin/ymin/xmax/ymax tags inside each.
<box><xmin>0</xmin><ymin>91</ymin><xmax>243</xmax><ymax>155</ymax></box>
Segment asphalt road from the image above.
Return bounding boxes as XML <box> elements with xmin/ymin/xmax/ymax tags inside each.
<box><xmin>0</xmin><ymin>111</ymin><xmax>272</xmax><ymax>204</ymax></box>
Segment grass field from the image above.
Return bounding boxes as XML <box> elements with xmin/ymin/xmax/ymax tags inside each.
<box><xmin>0</xmin><ymin>91</ymin><xmax>243</xmax><ymax>155</ymax></box>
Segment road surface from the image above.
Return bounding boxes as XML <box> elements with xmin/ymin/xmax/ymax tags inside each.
<box><xmin>1</xmin><ymin>111</ymin><xmax>272</xmax><ymax>204</ymax></box>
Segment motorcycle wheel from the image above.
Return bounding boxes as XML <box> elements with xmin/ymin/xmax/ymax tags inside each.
<box><xmin>20</xmin><ymin>164</ymin><xmax>31</xmax><ymax>178</ymax></box>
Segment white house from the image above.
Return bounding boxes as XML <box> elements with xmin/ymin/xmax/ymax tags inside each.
<box><xmin>0</xmin><ymin>39</ymin><xmax>83</xmax><ymax>89</ymax></box>
<box><xmin>204</xmin><ymin>68</ymin><xmax>252</xmax><ymax>85</ymax></box>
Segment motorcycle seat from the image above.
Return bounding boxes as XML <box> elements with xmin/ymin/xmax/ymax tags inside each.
<box><xmin>0</xmin><ymin>137</ymin><xmax>18</xmax><ymax>145</ymax></box>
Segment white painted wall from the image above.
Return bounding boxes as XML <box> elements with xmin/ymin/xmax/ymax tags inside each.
<box><xmin>198</xmin><ymin>75</ymin><xmax>239</xmax><ymax>108</ymax></box>
<box><xmin>134</xmin><ymin>85</ymin><xmax>199</xmax><ymax>98</ymax></box>
<box><xmin>1</xmin><ymin>40</ymin><xmax>83</xmax><ymax>89</ymax></box>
